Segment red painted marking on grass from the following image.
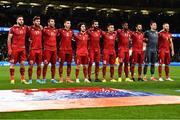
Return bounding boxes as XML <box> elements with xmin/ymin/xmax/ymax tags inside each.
<box><xmin>13</xmin><ymin>87</ymin><xmax>118</xmax><ymax>93</ymax></box>
<box><xmin>0</xmin><ymin>96</ymin><xmax>180</xmax><ymax>112</ymax></box>
<box><xmin>0</xmin><ymin>88</ymin><xmax>180</xmax><ymax>112</ymax></box>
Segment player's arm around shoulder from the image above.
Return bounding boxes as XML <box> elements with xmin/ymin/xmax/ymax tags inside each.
<box><xmin>7</xmin><ymin>27</ymin><xmax>14</xmax><ymax>55</ymax></box>
<box><xmin>169</xmin><ymin>34</ymin><xmax>174</xmax><ymax>56</ymax></box>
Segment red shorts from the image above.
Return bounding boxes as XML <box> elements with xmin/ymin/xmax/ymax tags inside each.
<box><xmin>118</xmin><ymin>50</ymin><xmax>129</xmax><ymax>63</ymax></box>
<box><xmin>89</xmin><ymin>49</ymin><xmax>100</xmax><ymax>63</ymax></box>
<box><xmin>132</xmin><ymin>51</ymin><xmax>144</xmax><ymax>64</ymax></box>
<box><xmin>58</xmin><ymin>50</ymin><xmax>72</xmax><ymax>63</ymax></box>
<box><xmin>103</xmin><ymin>50</ymin><xmax>116</xmax><ymax>65</ymax></box>
<box><xmin>76</xmin><ymin>54</ymin><xmax>88</xmax><ymax>65</ymax></box>
<box><xmin>43</xmin><ymin>50</ymin><xmax>57</xmax><ymax>65</ymax></box>
<box><xmin>158</xmin><ymin>50</ymin><xmax>170</xmax><ymax>65</ymax></box>
<box><xmin>29</xmin><ymin>49</ymin><xmax>42</xmax><ymax>65</ymax></box>
<box><xmin>9</xmin><ymin>49</ymin><xmax>26</xmax><ymax>64</ymax></box>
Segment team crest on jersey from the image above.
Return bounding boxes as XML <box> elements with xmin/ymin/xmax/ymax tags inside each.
<box><xmin>66</xmin><ymin>32</ymin><xmax>70</xmax><ymax>36</ymax></box>
<box><xmin>19</xmin><ymin>30</ymin><xmax>23</xmax><ymax>34</ymax></box>
<box><xmin>35</xmin><ymin>31</ymin><xmax>40</xmax><ymax>35</ymax></box>
<box><xmin>109</xmin><ymin>36</ymin><xmax>114</xmax><ymax>39</ymax></box>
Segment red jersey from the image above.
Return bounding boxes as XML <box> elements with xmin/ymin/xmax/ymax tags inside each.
<box><xmin>117</xmin><ymin>29</ymin><xmax>132</xmax><ymax>51</ymax></box>
<box><xmin>102</xmin><ymin>31</ymin><xmax>117</xmax><ymax>51</ymax></box>
<box><xmin>27</xmin><ymin>25</ymin><xmax>42</xmax><ymax>50</ymax></box>
<box><xmin>158</xmin><ymin>30</ymin><xmax>171</xmax><ymax>51</ymax></box>
<box><xmin>58</xmin><ymin>28</ymin><xmax>73</xmax><ymax>51</ymax></box>
<box><xmin>43</xmin><ymin>26</ymin><xmax>58</xmax><ymax>51</ymax></box>
<box><xmin>74</xmin><ymin>32</ymin><xmax>89</xmax><ymax>55</ymax></box>
<box><xmin>131</xmin><ymin>31</ymin><xmax>144</xmax><ymax>51</ymax></box>
<box><xmin>87</xmin><ymin>28</ymin><xmax>101</xmax><ymax>50</ymax></box>
<box><xmin>9</xmin><ymin>25</ymin><xmax>27</xmax><ymax>50</ymax></box>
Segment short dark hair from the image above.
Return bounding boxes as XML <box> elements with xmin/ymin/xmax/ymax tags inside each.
<box><xmin>16</xmin><ymin>15</ymin><xmax>23</xmax><ymax>20</ymax></box>
<box><xmin>33</xmin><ymin>16</ymin><xmax>40</xmax><ymax>21</ymax></box>
<box><xmin>48</xmin><ymin>18</ymin><xmax>55</xmax><ymax>23</ymax></box>
<box><xmin>122</xmin><ymin>21</ymin><xmax>128</xmax><ymax>26</ymax></box>
<box><xmin>77</xmin><ymin>22</ymin><xmax>86</xmax><ymax>31</ymax></box>
<box><xmin>91</xmin><ymin>20</ymin><xmax>98</xmax><ymax>25</ymax></box>
<box><xmin>107</xmin><ymin>23</ymin><xmax>114</xmax><ymax>27</ymax></box>
<box><xmin>150</xmin><ymin>21</ymin><xmax>156</xmax><ymax>26</ymax></box>
<box><xmin>64</xmin><ymin>19</ymin><xmax>71</xmax><ymax>23</ymax></box>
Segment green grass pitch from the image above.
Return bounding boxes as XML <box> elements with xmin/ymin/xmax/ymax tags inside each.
<box><xmin>0</xmin><ymin>66</ymin><xmax>180</xmax><ymax>119</ymax></box>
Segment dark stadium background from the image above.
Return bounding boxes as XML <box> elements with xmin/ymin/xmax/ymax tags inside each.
<box><xmin>0</xmin><ymin>0</ymin><xmax>180</xmax><ymax>61</ymax></box>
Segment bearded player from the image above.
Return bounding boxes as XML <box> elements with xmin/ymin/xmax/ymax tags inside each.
<box><xmin>87</xmin><ymin>20</ymin><xmax>102</xmax><ymax>82</ymax></box>
<box><xmin>27</xmin><ymin>16</ymin><xmax>43</xmax><ymax>84</ymax></box>
<box><xmin>158</xmin><ymin>23</ymin><xmax>174</xmax><ymax>81</ymax></box>
<box><xmin>131</xmin><ymin>24</ymin><xmax>145</xmax><ymax>81</ymax></box>
<box><xmin>42</xmin><ymin>18</ymin><xmax>59</xmax><ymax>84</ymax></box>
<box><xmin>7</xmin><ymin>15</ymin><xmax>29</xmax><ymax>84</ymax></box>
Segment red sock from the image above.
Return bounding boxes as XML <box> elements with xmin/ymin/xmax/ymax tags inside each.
<box><xmin>83</xmin><ymin>67</ymin><xmax>88</xmax><ymax>79</ymax></box>
<box><xmin>59</xmin><ymin>63</ymin><xmax>63</xmax><ymax>78</ymax></box>
<box><xmin>124</xmin><ymin>63</ymin><xmax>129</xmax><ymax>78</ymax></box>
<box><xmin>76</xmin><ymin>68</ymin><xmax>80</xmax><ymax>79</ymax></box>
<box><xmin>102</xmin><ymin>65</ymin><xmax>106</xmax><ymax>79</ymax></box>
<box><xmin>37</xmin><ymin>66</ymin><xmax>41</xmax><ymax>79</ymax></box>
<box><xmin>20</xmin><ymin>67</ymin><xmax>25</xmax><ymax>80</ymax></box>
<box><xmin>138</xmin><ymin>64</ymin><xmax>142</xmax><ymax>78</ymax></box>
<box><xmin>10</xmin><ymin>68</ymin><xmax>15</xmax><ymax>80</ymax></box>
<box><xmin>28</xmin><ymin>67</ymin><xmax>33</xmax><ymax>80</ymax></box>
<box><xmin>43</xmin><ymin>65</ymin><xmax>48</xmax><ymax>79</ymax></box>
<box><xmin>110</xmin><ymin>66</ymin><xmax>114</xmax><ymax>79</ymax></box>
<box><xmin>95</xmin><ymin>62</ymin><xmax>99</xmax><ymax>79</ymax></box>
<box><xmin>88</xmin><ymin>63</ymin><xmax>92</xmax><ymax>78</ymax></box>
<box><xmin>165</xmin><ymin>65</ymin><xmax>169</xmax><ymax>78</ymax></box>
<box><xmin>67</xmin><ymin>63</ymin><xmax>71</xmax><ymax>77</ymax></box>
<box><xmin>51</xmin><ymin>65</ymin><xmax>56</xmax><ymax>79</ymax></box>
<box><xmin>118</xmin><ymin>63</ymin><xmax>123</xmax><ymax>77</ymax></box>
<box><xmin>131</xmin><ymin>64</ymin><xmax>135</xmax><ymax>78</ymax></box>
<box><xmin>158</xmin><ymin>65</ymin><xmax>162</xmax><ymax>78</ymax></box>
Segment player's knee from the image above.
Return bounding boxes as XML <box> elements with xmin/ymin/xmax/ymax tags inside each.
<box><xmin>58</xmin><ymin>58</ymin><xmax>61</xmax><ymax>62</ymax></box>
<box><xmin>83</xmin><ymin>65</ymin><xmax>88</xmax><ymax>68</ymax></box>
<box><xmin>89</xmin><ymin>61</ymin><xmax>93</xmax><ymax>66</ymax></box>
<box><xmin>67</xmin><ymin>62</ymin><xmax>71</xmax><ymax>66</ymax></box>
<box><xmin>59</xmin><ymin>62</ymin><xmax>64</xmax><ymax>66</ymax></box>
<box><xmin>76</xmin><ymin>65</ymin><xmax>80</xmax><ymax>69</ymax></box>
<box><xmin>119</xmin><ymin>62</ymin><xmax>123</xmax><ymax>66</ymax></box>
<box><xmin>119</xmin><ymin>58</ymin><xmax>123</xmax><ymax>63</ymax></box>
<box><xmin>103</xmin><ymin>60</ymin><xmax>107</xmax><ymax>65</ymax></box>
<box><xmin>165</xmin><ymin>64</ymin><xmax>169</xmax><ymax>66</ymax></box>
<box><xmin>151</xmin><ymin>63</ymin><xmax>155</xmax><ymax>66</ymax></box>
<box><xmin>20</xmin><ymin>61</ymin><xmax>25</xmax><ymax>67</ymax></box>
<box><xmin>9</xmin><ymin>59</ymin><xmax>14</xmax><ymax>64</ymax></box>
<box><xmin>37</xmin><ymin>64</ymin><xmax>41</xmax><ymax>67</ymax></box>
<box><xmin>10</xmin><ymin>64</ymin><xmax>15</xmax><ymax>68</ymax></box>
<box><xmin>158</xmin><ymin>62</ymin><xmax>162</xmax><ymax>66</ymax></box>
<box><xmin>95</xmin><ymin>62</ymin><xmax>99</xmax><ymax>66</ymax></box>
<box><xmin>110</xmin><ymin>64</ymin><xmax>114</xmax><ymax>67</ymax></box>
<box><xmin>51</xmin><ymin>63</ymin><xmax>56</xmax><ymax>67</ymax></box>
<box><xmin>29</xmin><ymin>60</ymin><xmax>34</xmax><ymax>66</ymax></box>
<box><xmin>44</xmin><ymin>60</ymin><xmax>49</xmax><ymax>65</ymax></box>
<box><xmin>145</xmin><ymin>63</ymin><xmax>149</xmax><ymax>66</ymax></box>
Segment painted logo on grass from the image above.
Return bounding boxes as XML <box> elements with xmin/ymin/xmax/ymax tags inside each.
<box><xmin>0</xmin><ymin>88</ymin><xmax>161</xmax><ymax>102</ymax></box>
